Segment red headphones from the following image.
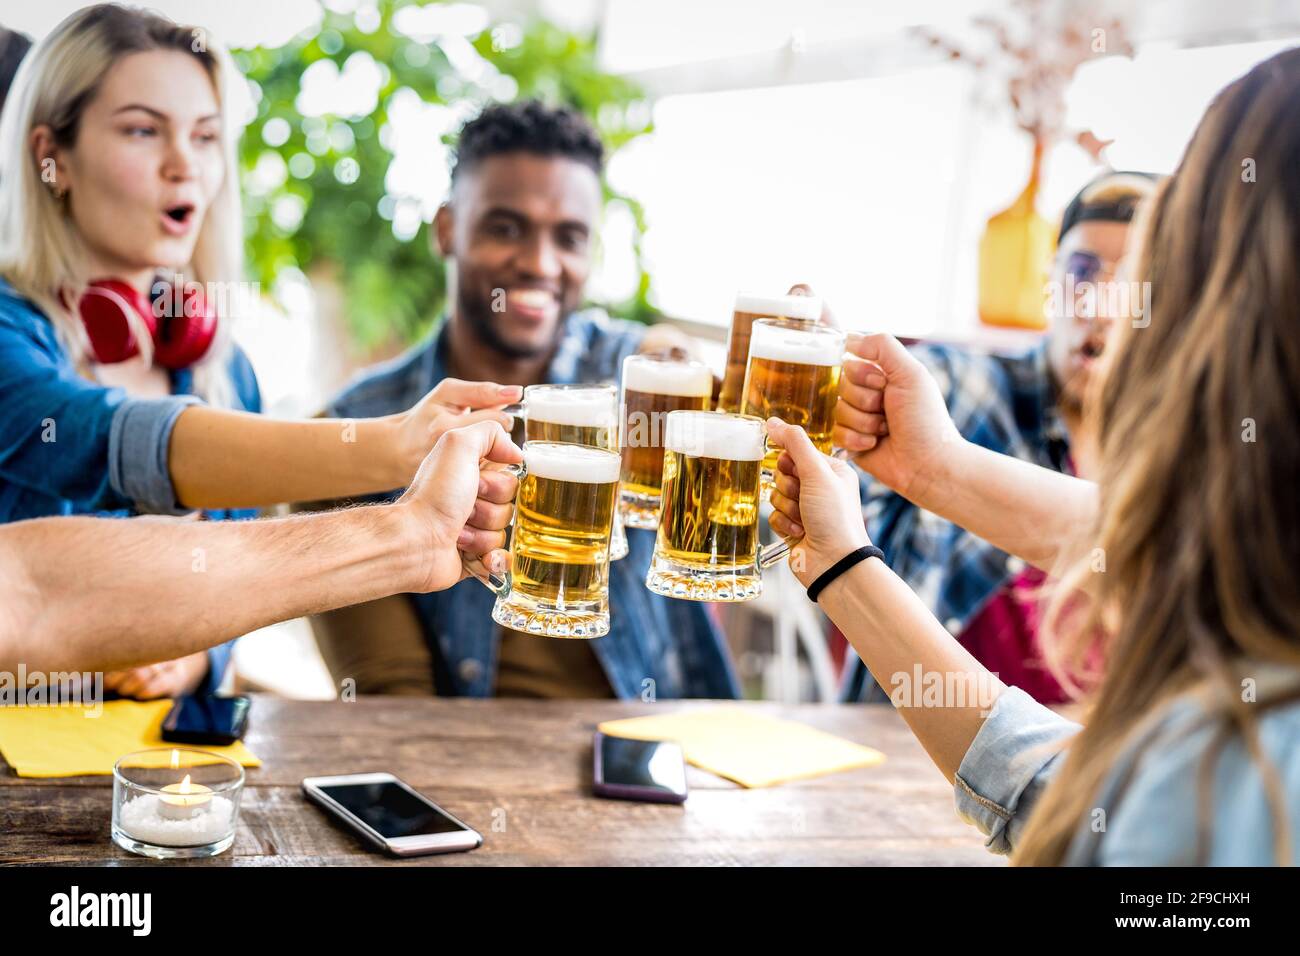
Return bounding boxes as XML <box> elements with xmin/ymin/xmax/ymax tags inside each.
<box><xmin>78</xmin><ymin>278</ymin><xmax>218</xmax><ymax>369</ymax></box>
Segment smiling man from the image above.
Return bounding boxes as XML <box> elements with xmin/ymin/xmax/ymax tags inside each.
<box><xmin>311</xmin><ymin>101</ymin><xmax>735</xmax><ymax>702</ymax></box>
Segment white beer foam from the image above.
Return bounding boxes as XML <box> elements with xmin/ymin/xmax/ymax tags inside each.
<box><xmin>733</xmin><ymin>292</ymin><xmax>822</xmax><ymax>321</ymax></box>
<box><xmin>524</xmin><ymin>442</ymin><xmax>621</xmax><ymax>483</ymax></box>
<box><xmin>622</xmin><ymin>358</ymin><xmax>713</xmax><ymax>397</ymax></box>
<box><xmin>748</xmin><ymin>323</ymin><xmax>845</xmax><ymax>367</ymax></box>
<box><xmin>525</xmin><ymin>387</ymin><xmax>617</xmax><ymax>426</ymax></box>
<box><xmin>664</xmin><ymin>412</ymin><xmax>766</xmax><ymax>461</ymax></box>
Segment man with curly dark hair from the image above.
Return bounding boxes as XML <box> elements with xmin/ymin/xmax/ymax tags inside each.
<box><xmin>310</xmin><ymin>100</ymin><xmax>734</xmax><ymax>702</ymax></box>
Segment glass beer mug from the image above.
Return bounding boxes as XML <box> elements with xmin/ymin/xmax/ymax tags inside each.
<box><xmin>717</xmin><ymin>292</ymin><xmax>822</xmax><ymax>413</ymax></box>
<box><xmin>618</xmin><ymin>354</ymin><xmax>713</xmax><ymax>530</ymax></box>
<box><xmin>485</xmin><ymin>441</ymin><xmax>621</xmax><ymax>638</ymax></box>
<box><xmin>508</xmin><ymin>383</ymin><xmax>628</xmax><ymax>561</ymax></box>
<box><xmin>739</xmin><ymin>319</ymin><xmax>846</xmax><ymax>492</ymax></box>
<box><xmin>645</xmin><ymin>411</ymin><xmax>790</xmax><ymax>602</ymax></box>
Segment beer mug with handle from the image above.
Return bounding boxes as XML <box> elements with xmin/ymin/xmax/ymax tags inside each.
<box><xmin>739</xmin><ymin>319</ymin><xmax>846</xmax><ymax>493</ymax></box>
<box><xmin>645</xmin><ymin>411</ymin><xmax>790</xmax><ymax>602</ymax></box>
<box><xmin>717</xmin><ymin>292</ymin><xmax>822</xmax><ymax>413</ymax></box>
<box><xmin>507</xmin><ymin>383</ymin><xmax>629</xmax><ymax>561</ymax></box>
<box><xmin>486</xmin><ymin>441</ymin><xmax>621</xmax><ymax>638</ymax></box>
<box><xmin>618</xmin><ymin>354</ymin><xmax>713</xmax><ymax>530</ymax></box>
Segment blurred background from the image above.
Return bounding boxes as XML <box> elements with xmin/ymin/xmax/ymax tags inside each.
<box><xmin>5</xmin><ymin>0</ymin><xmax>1298</xmax><ymax>698</ymax></box>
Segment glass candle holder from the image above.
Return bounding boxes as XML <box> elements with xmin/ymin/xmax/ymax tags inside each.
<box><xmin>112</xmin><ymin>748</ymin><xmax>244</xmax><ymax>859</ymax></box>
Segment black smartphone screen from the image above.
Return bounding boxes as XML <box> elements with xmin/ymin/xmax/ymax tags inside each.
<box><xmin>596</xmin><ymin>734</ymin><xmax>688</xmax><ymax>798</ymax></box>
<box><xmin>319</xmin><ymin>782</ymin><xmax>470</xmax><ymax>839</ymax></box>
<box><xmin>161</xmin><ymin>694</ymin><xmax>250</xmax><ymax>745</ymax></box>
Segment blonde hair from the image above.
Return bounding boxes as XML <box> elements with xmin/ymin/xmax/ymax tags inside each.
<box><xmin>1017</xmin><ymin>47</ymin><xmax>1300</xmax><ymax>865</ymax></box>
<box><xmin>0</xmin><ymin>3</ymin><xmax>244</xmax><ymax>406</ymax></box>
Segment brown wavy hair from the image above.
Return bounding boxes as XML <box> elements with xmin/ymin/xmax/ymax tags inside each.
<box><xmin>1017</xmin><ymin>46</ymin><xmax>1300</xmax><ymax>865</ymax></box>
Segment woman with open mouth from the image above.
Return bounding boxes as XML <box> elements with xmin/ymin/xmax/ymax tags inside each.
<box><xmin>0</xmin><ymin>5</ymin><xmax>518</xmax><ymax>699</ymax></box>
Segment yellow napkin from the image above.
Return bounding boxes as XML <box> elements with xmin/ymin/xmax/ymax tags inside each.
<box><xmin>598</xmin><ymin>706</ymin><xmax>884</xmax><ymax>788</ymax></box>
<box><xmin>0</xmin><ymin>700</ymin><xmax>260</xmax><ymax>778</ymax></box>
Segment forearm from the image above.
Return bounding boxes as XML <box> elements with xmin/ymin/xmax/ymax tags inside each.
<box><xmin>169</xmin><ymin>406</ymin><xmax>410</xmax><ymax>509</ymax></box>
<box><xmin>0</xmin><ymin>508</ymin><xmax>424</xmax><ymax>673</ymax></box>
<box><xmin>818</xmin><ymin>558</ymin><xmax>1007</xmax><ymax>782</ymax></box>
<box><xmin>910</xmin><ymin>440</ymin><xmax>1099</xmax><ymax>573</ymax></box>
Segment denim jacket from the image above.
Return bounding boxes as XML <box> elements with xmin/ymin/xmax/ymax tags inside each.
<box><xmin>328</xmin><ymin>310</ymin><xmax>740</xmax><ymax>700</ymax></box>
<box><xmin>957</xmin><ymin>664</ymin><xmax>1300</xmax><ymax>864</ymax></box>
<box><xmin>0</xmin><ymin>277</ymin><xmax>261</xmax><ymax>691</ymax></box>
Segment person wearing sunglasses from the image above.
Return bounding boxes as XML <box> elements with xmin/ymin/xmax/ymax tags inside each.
<box><xmin>841</xmin><ymin>171</ymin><xmax>1157</xmax><ymax>706</ymax></box>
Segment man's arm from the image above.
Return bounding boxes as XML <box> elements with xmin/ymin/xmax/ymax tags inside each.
<box><xmin>1</xmin><ymin>508</ymin><xmax>421</xmax><ymax>673</ymax></box>
<box><xmin>0</xmin><ymin>421</ymin><xmax>522</xmax><ymax>674</ymax></box>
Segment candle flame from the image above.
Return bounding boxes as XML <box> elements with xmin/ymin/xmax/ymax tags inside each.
<box><xmin>178</xmin><ymin>774</ymin><xmax>193</xmax><ymax>794</ymax></box>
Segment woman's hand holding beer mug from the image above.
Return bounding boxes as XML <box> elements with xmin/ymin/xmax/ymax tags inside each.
<box><xmin>395</xmin><ymin>379</ymin><xmax>523</xmax><ymax>483</ymax></box>
<box><xmin>832</xmin><ymin>333</ymin><xmax>962</xmax><ymax>503</ymax></box>
<box><xmin>766</xmin><ymin>330</ymin><xmax>960</xmax><ymax>584</ymax></box>
<box><xmin>394</xmin><ymin>420</ymin><xmax>523</xmax><ymax>593</ymax></box>
<box><xmin>766</xmin><ymin>419</ymin><xmax>872</xmax><ymax>587</ymax></box>
<box><xmin>827</xmin><ymin>332</ymin><xmax>1098</xmax><ymax>576</ymax></box>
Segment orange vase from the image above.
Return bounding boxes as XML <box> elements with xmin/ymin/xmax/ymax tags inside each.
<box><xmin>978</xmin><ymin>140</ymin><xmax>1054</xmax><ymax>330</ymax></box>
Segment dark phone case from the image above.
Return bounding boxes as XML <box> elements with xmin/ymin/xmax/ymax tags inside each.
<box><xmin>160</xmin><ymin>694</ymin><xmax>251</xmax><ymax>746</ymax></box>
<box><xmin>592</xmin><ymin>732</ymin><xmax>688</xmax><ymax>804</ymax></box>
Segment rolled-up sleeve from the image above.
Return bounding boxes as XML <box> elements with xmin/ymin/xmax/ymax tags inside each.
<box><xmin>0</xmin><ymin>312</ymin><xmax>199</xmax><ymax>515</ymax></box>
<box><xmin>954</xmin><ymin>686</ymin><xmax>1081</xmax><ymax>855</ymax></box>
<box><xmin>108</xmin><ymin>396</ymin><xmax>201</xmax><ymax>514</ymax></box>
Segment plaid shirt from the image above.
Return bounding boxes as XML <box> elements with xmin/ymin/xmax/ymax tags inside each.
<box><xmin>841</xmin><ymin>339</ymin><xmax>1074</xmax><ymax>701</ymax></box>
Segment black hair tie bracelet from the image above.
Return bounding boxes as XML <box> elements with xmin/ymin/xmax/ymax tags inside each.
<box><xmin>806</xmin><ymin>545</ymin><xmax>885</xmax><ymax>604</ymax></box>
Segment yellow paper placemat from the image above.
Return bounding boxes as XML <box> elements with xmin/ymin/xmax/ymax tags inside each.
<box><xmin>598</xmin><ymin>706</ymin><xmax>884</xmax><ymax>788</ymax></box>
<box><xmin>0</xmin><ymin>700</ymin><xmax>261</xmax><ymax>778</ymax></box>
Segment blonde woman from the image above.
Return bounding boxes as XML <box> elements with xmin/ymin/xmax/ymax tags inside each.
<box><xmin>769</xmin><ymin>47</ymin><xmax>1300</xmax><ymax>864</ymax></box>
<box><xmin>0</xmin><ymin>5</ymin><xmax>516</xmax><ymax>697</ymax></box>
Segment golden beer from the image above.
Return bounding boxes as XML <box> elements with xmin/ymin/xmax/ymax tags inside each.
<box><xmin>520</xmin><ymin>383</ymin><xmax>628</xmax><ymax>561</ymax></box>
<box><xmin>646</xmin><ymin>412</ymin><xmax>787</xmax><ymax>602</ymax></box>
<box><xmin>492</xmin><ymin>442</ymin><xmax>620</xmax><ymax>638</ymax></box>
<box><xmin>618</xmin><ymin>355</ymin><xmax>713</xmax><ymax>529</ymax></box>
<box><xmin>740</xmin><ymin>319</ymin><xmax>845</xmax><ymax>488</ymax></box>
<box><xmin>717</xmin><ymin>292</ymin><xmax>821</xmax><ymax>413</ymax></box>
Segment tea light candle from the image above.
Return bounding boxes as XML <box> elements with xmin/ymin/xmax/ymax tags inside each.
<box><xmin>113</xmin><ymin>748</ymin><xmax>243</xmax><ymax>857</ymax></box>
<box><xmin>158</xmin><ymin>774</ymin><xmax>212</xmax><ymax>820</ymax></box>
<box><xmin>119</xmin><ymin>789</ymin><xmax>234</xmax><ymax>848</ymax></box>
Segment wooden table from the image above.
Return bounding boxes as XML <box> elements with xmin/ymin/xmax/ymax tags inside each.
<box><xmin>0</xmin><ymin>696</ymin><xmax>999</xmax><ymax>866</ymax></box>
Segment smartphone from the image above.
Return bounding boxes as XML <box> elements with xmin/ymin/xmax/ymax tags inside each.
<box><xmin>301</xmin><ymin>772</ymin><xmax>483</xmax><ymax>857</ymax></box>
<box><xmin>592</xmin><ymin>732</ymin><xmax>688</xmax><ymax>804</ymax></box>
<box><xmin>160</xmin><ymin>694</ymin><xmax>251</xmax><ymax>746</ymax></box>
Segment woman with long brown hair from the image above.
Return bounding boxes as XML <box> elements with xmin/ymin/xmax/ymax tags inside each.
<box><xmin>767</xmin><ymin>46</ymin><xmax>1300</xmax><ymax>864</ymax></box>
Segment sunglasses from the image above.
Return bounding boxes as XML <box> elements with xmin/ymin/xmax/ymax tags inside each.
<box><xmin>1063</xmin><ymin>251</ymin><xmax>1119</xmax><ymax>285</ymax></box>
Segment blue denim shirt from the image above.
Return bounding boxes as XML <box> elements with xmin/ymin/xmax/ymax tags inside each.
<box><xmin>957</xmin><ymin>665</ymin><xmax>1300</xmax><ymax>864</ymax></box>
<box><xmin>328</xmin><ymin>310</ymin><xmax>740</xmax><ymax>700</ymax></box>
<box><xmin>843</xmin><ymin>341</ymin><xmax>1071</xmax><ymax>701</ymax></box>
<box><xmin>0</xmin><ymin>277</ymin><xmax>261</xmax><ymax>690</ymax></box>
